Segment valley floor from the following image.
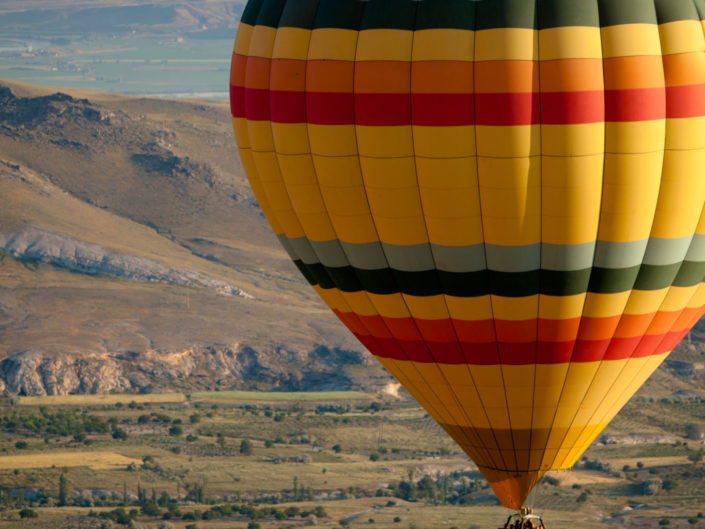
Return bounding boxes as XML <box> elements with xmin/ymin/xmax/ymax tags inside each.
<box><xmin>0</xmin><ymin>392</ymin><xmax>703</xmax><ymax>529</ymax></box>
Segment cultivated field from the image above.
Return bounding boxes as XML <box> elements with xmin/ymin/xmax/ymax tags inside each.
<box><xmin>189</xmin><ymin>391</ymin><xmax>371</xmax><ymax>402</ymax></box>
<box><xmin>0</xmin><ymin>452</ymin><xmax>140</xmax><ymax>470</ymax></box>
<box><xmin>17</xmin><ymin>394</ymin><xmax>186</xmax><ymax>407</ymax></box>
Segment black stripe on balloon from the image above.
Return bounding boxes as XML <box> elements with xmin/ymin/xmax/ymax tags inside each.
<box><xmin>290</xmin><ymin>260</ymin><xmax>705</xmax><ymax>297</ymax></box>
<box><xmin>243</xmin><ymin>0</ymin><xmax>699</xmax><ymax>30</ymax></box>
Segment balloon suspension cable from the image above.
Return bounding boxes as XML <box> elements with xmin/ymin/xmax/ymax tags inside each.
<box><xmin>524</xmin><ymin>485</ymin><xmax>537</xmax><ymax>510</ymax></box>
<box><xmin>500</xmin><ymin>507</ymin><xmax>546</xmax><ymax>529</ymax></box>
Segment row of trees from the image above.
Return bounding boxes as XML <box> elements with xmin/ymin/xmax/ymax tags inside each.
<box><xmin>0</xmin><ymin>409</ymin><xmax>108</xmax><ymax>437</ymax></box>
<box><xmin>98</xmin><ymin>500</ymin><xmax>328</xmax><ymax>526</ymax></box>
<box><xmin>380</xmin><ymin>470</ymin><xmax>490</xmax><ymax>505</ymax></box>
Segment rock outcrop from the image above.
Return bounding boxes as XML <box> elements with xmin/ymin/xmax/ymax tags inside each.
<box><xmin>0</xmin><ymin>226</ymin><xmax>251</xmax><ymax>298</ymax></box>
<box><xmin>0</xmin><ymin>344</ymin><xmax>368</xmax><ymax>396</ymax></box>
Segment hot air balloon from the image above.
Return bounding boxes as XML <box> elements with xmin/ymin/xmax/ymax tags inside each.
<box><xmin>229</xmin><ymin>0</ymin><xmax>705</xmax><ymax>511</ymax></box>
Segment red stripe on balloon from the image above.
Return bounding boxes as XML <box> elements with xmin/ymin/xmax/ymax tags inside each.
<box><xmin>231</xmin><ymin>85</ymin><xmax>705</xmax><ymax>124</ymax></box>
<box><xmin>666</xmin><ymin>83</ymin><xmax>705</xmax><ymax>118</ymax></box>
<box><xmin>350</xmin><ymin>330</ymin><xmax>685</xmax><ymax>365</ymax></box>
<box><xmin>541</xmin><ymin>91</ymin><xmax>604</xmax><ymax>124</ymax></box>
<box><xmin>605</xmin><ymin>86</ymin><xmax>666</xmax><ymax>122</ymax></box>
<box><xmin>306</xmin><ymin>92</ymin><xmax>355</xmax><ymax>124</ymax></box>
<box><xmin>412</xmin><ymin>93</ymin><xmax>475</xmax><ymax>126</ymax></box>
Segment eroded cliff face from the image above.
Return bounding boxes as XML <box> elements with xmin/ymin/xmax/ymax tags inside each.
<box><xmin>0</xmin><ymin>226</ymin><xmax>251</xmax><ymax>298</ymax></box>
<box><xmin>0</xmin><ymin>345</ymin><xmax>372</xmax><ymax>396</ymax></box>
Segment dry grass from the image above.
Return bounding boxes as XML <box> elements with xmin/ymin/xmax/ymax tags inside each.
<box><xmin>0</xmin><ymin>451</ymin><xmax>140</xmax><ymax>470</ymax></box>
<box><xmin>16</xmin><ymin>393</ymin><xmax>186</xmax><ymax>406</ymax></box>
<box><xmin>189</xmin><ymin>390</ymin><xmax>371</xmax><ymax>402</ymax></box>
<box><xmin>603</xmin><ymin>455</ymin><xmax>691</xmax><ymax>469</ymax></box>
<box><xmin>547</xmin><ymin>469</ymin><xmax>627</xmax><ymax>486</ymax></box>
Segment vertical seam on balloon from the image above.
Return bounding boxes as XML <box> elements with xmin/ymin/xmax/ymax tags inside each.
<box><xmin>391</xmin><ymin>0</ymin><xmax>504</xmax><ymax>470</ymax></box>
<box><xmin>300</xmin><ymin>2</ymin><xmax>465</xmax><ymax>450</ymax></box>
<box><xmin>403</xmin><ymin>0</ymin><xmax>502</xmax><ymax>472</ymax></box>
<box><xmin>264</xmin><ymin>0</ymin><xmax>329</xmax><ymax>286</ymax></box>
<box><xmin>345</xmin><ymin>1</ymin><xmax>487</xmax><ymax>461</ymax></box>
<box><xmin>552</xmin><ymin>0</ymin><xmax>705</xmax><ymax>467</ymax></box>
<box><xmin>528</xmin><ymin>0</ymin><xmax>543</xmax><ymax>492</ymax></box>
<box><xmin>469</xmin><ymin>1</ymin><xmax>517</xmax><ymax>480</ymax></box>
<box><xmin>549</xmin><ymin>1</ymin><xmax>670</xmax><ymax>472</ymax></box>
<box><xmin>241</xmin><ymin>1</ymin><xmax>287</xmax><ymax>252</ymax></box>
<box><xmin>251</xmin><ymin>0</ymin><xmax>312</xmax><ymax>277</ymax></box>
<box><xmin>263</xmin><ymin>0</ymin><xmax>384</xmax><ymax>357</ymax></box>
<box><xmin>533</xmin><ymin>0</ymin><xmax>609</xmax><ymax>475</ymax></box>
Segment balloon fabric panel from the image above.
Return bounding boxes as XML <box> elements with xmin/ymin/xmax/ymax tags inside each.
<box><xmin>231</xmin><ymin>0</ymin><xmax>705</xmax><ymax>510</ymax></box>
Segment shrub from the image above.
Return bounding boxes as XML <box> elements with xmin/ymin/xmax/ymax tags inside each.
<box><xmin>332</xmin><ymin>444</ymin><xmax>342</xmax><ymax>453</ymax></box>
<box><xmin>14</xmin><ymin>441</ymin><xmax>28</xmax><ymax>449</ymax></box>
<box><xmin>394</xmin><ymin>517</ymin><xmax>402</xmax><ymax>523</ymax></box>
<box><xmin>370</xmin><ymin>453</ymin><xmax>379</xmax><ymax>461</ymax></box>
<box><xmin>659</xmin><ymin>519</ymin><xmax>670</xmax><ymax>526</ymax></box>
<box><xmin>202</xmin><ymin>510</ymin><xmax>222</xmax><ymax>520</ymax></box>
<box><xmin>112</xmin><ymin>427</ymin><xmax>128</xmax><ymax>440</ymax></box>
<box><xmin>169</xmin><ymin>425</ymin><xmax>183</xmax><ymax>436</ymax></box>
<box><xmin>663</xmin><ymin>480</ymin><xmax>678</xmax><ymax>491</ymax></box>
<box><xmin>19</xmin><ymin>508</ymin><xmax>38</xmax><ymax>518</ymax></box>
<box><xmin>240</xmin><ymin>439</ymin><xmax>253</xmax><ymax>455</ymax></box>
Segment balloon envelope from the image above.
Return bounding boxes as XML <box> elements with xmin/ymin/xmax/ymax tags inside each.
<box><xmin>230</xmin><ymin>0</ymin><xmax>705</xmax><ymax>509</ymax></box>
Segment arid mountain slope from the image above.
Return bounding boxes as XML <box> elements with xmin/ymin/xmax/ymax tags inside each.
<box><xmin>0</xmin><ymin>80</ymin><xmax>385</xmax><ymax>396</ymax></box>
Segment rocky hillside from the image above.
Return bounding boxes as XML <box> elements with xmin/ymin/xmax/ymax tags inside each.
<box><xmin>0</xmin><ymin>80</ymin><xmax>388</xmax><ymax>396</ymax></box>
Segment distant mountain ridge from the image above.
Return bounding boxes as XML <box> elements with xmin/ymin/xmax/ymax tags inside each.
<box><xmin>0</xmin><ymin>1</ymin><xmax>245</xmax><ymax>34</ymax></box>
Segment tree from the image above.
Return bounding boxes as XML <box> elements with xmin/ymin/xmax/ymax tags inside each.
<box><xmin>240</xmin><ymin>439</ymin><xmax>253</xmax><ymax>456</ymax></box>
<box><xmin>159</xmin><ymin>491</ymin><xmax>170</xmax><ymax>507</ymax></box>
<box><xmin>59</xmin><ymin>469</ymin><xmax>68</xmax><ymax>506</ymax></box>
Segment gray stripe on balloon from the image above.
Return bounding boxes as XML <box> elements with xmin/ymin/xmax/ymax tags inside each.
<box><xmin>279</xmin><ymin>234</ymin><xmax>703</xmax><ymax>272</ymax></box>
<box><xmin>685</xmin><ymin>234</ymin><xmax>705</xmax><ymax>262</ymax></box>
